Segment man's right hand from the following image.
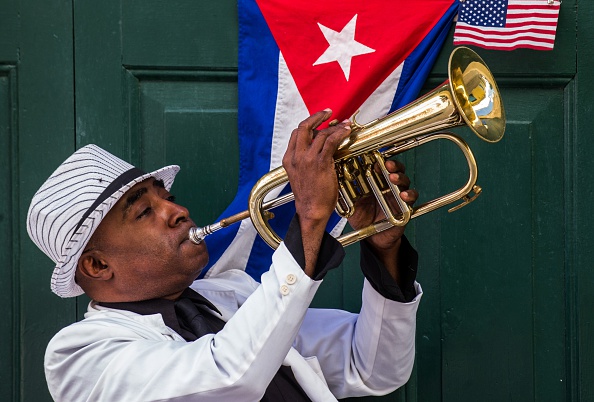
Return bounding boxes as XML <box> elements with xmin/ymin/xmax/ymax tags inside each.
<box><xmin>282</xmin><ymin>109</ymin><xmax>352</xmax><ymax>276</ymax></box>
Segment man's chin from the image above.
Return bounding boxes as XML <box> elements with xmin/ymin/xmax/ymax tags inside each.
<box><xmin>191</xmin><ymin>245</ymin><xmax>209</xmax><ymax>273</ymax></box>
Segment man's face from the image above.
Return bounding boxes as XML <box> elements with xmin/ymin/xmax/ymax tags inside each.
<box><xmin>83</xmin><ymin>178</ymin><xmax>209</xmax><ymax>301</ymax></box>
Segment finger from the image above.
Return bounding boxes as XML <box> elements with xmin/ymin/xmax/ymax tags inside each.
<box><xmin>389</xmin><ymin>172</ymin><xmax>411</xmax><ymax>190</ymax></box>
<box><xmin>376</xmin><ymin>159</ymin><xmax>405</xmax><ymax>173</ymax></box>
<box><xmin>307</xmin><ymin>108</ymin><xmax>334</xmax><ymax>130</ymax></box>
<box><xmin>312</xmin><ymin>120</ymin><xmax>351</xmax><ymax>155</ymax></box>
<box><xmin>399</xmin><ymin>189</ymin><xmax>419</xmax><ymax>204</ymax></box>
<box><xmin>320</xmin><ymin>120</ymin><xmax>351</xmax><ymax>156</ymax></box>
<box><xmin>385</xmin><ymin>159</ymin><xmax>406</xmax><ymax>173</ymax></box>
<box><xmin>285</xmin><ymin>109</ymin><xmax>332</xmax><ymax>159</ymax></box>
<box><xmin>297</xmin><ymin>109</ymin><xmax>333</xmax><ymax>141</ymax></box>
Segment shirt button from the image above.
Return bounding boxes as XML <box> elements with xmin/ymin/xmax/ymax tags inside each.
<box><xmin>286</xmin><ymin>274</ymin><xmax>297</xmax><ymax>285</ymax></box>
<box><xmin>280</xmin><ymin>284</ymin><xmax>290</xmax><ymax>296</ymax></box>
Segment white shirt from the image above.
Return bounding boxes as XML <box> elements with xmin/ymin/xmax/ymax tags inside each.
<box><xmin>45</xmin><ymin>242</ymin><xmax>422</xmax><ymax>401</ymax></box>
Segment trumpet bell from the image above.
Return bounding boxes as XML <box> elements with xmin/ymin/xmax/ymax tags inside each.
<box><xmin>449</xmin><ymin>47</ymin><xmax>505</xmax><ymax>143</ymax></box>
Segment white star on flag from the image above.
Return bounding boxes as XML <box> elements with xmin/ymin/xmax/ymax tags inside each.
<box><xmin>313</xmin><ymin>14</ymin><xmax>375</xmax><ymax>81</ymax></box>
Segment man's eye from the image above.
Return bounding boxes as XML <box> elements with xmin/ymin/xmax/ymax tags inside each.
<box><xmin>137</xmin><ymin>207</ymin><xmax>152</xmax><ymax>220</ymax></box>
<box><xmin>167</xmin><ymin>195</ymin><xmax>176</xmax><ymax>203</ymax></box>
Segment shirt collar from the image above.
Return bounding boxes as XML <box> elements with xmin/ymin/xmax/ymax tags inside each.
<box><xmin>98</xmin><ymin>288</ymin><xmax>221</xmax><ymax>336</ymax></box>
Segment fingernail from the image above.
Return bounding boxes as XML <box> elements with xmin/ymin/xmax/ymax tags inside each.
<box><xmin>324</xmin><ymin>108</ymin><xmax>332</xmax><ymax>113</ymax></box>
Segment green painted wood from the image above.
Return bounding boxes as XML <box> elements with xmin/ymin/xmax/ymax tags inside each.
<box><xmin>74</xmin><ymin>0</ymin><xmax>129</xmax><ymax>154</ymax></box>
<box><xmin>0</xmin><ymin>7</ymin><xmax>19</xmax><ymax>400</ymax></box>
<box><xmin>0</xmin><ymin>65</ymin><xmax>17</xmax><ymax>402</ymax></box>
<box><xmin>0</xmin><ymin>0</ymin><xmax>18</xmax><ymax>62</ymax></box>
<box><xmin>576</xmin><ymin>0</ymin><xmax>594</xmax><ymax>400</ymax></box>
<box><xmin>121</xmin><ymin>0</ymin><xmax>238</xmax><ymax>68</ymax></box>
<box><xmin>431</xmin><ymin>88</ymin><xmax>567</xmax><ymax>401</ymax></box>
<box><xmin>16</xmin><ymin>0</ymin><xmax>76</xmax><ymax>401</ymax></box>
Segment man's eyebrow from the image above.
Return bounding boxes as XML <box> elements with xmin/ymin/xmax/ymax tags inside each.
<box><xmin>122</xmin><ymin>187</ymin><xmax>148</xmax><ymax>219</ymax></box>
<box><xmin>121</xmin><ymin>179</ymin><xmax>167</xmax><ymax>219</ymax></box>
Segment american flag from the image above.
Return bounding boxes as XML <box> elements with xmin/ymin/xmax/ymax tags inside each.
<box><xmin>453</xmin><ymin>0</ymin><xmax>561</xmax><ymax>51</ymax></box>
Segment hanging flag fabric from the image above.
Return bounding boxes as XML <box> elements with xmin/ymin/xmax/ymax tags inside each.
<box><xmin>201</xmin><ymin>0</ymin><xmax>458</xmax><ymax>280</ymax></box>
<box><xmin>453</xmin><ymin>0</ymin><xmax>561</xmax><ymax>51</ymax></box>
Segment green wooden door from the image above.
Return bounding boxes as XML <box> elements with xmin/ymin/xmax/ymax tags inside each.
<box><xmin>0</xmin><ymin>0</ymin><xmax>19</xmax><ymax>400</ymax></box>
<box><xmin>4</xmin><ymin>0</ymin><xmax>593</xmax><ymax>401</ymax></box>
<box><xmin>3</xmin><ymin>0</ymin><xmax>76</xmax><ymax>400</ymax></box>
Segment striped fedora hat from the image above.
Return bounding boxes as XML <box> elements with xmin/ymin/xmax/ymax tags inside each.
<box><xmin>27</xmin><ymin>144</ymin><xmax>180</xmax><ymax>298</ymax></box>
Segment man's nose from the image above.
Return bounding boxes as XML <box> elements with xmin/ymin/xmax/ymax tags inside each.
<box><xmin>164</xmin><ymin>200</ymin><xmax>190</xmax><ymax>227</ymax></box>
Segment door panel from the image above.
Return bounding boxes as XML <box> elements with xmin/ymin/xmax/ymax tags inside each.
<box><xmin>13</xmin><ymin>0</ymin><xmax>77</xmax><ymax>400</ymax></box>
<box><xmin>0</xmin><ymin>64</ymin><xmax>17</xmax><ymax>402</ymax></box>
<box><xmin>435</xmin><ymin>87</ymin><xmax>566</xmax><ymax>401</ymax></box>
<box><xmin>132</xmin><ymin>71</ymin><xmax>239</xmax><ymax>223</ymax></box>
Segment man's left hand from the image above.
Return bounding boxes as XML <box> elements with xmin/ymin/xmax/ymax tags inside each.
<box><xmin>346</xmin><ymin>159</ymin><xmax>418</xmax><ymax>284</ymax></box>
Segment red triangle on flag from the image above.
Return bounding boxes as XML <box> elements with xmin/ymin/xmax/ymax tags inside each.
<box><xmin>256</xmin><ymin>0</ymin><xmax>454</xmax><ymax>122</ymax></box>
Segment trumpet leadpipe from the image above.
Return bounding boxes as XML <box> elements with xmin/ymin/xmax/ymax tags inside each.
<box><xmin>188</xmin><ymin>224</ymin><xmax>221</xmax><ymax>245</ymax></box>
<box><xmin>188</xmin><ymin>191</ymin><xmax>295</xmax><ymax>245</ymax></box>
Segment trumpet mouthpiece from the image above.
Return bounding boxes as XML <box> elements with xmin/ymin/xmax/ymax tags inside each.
<box><xmin>188</xmin><ymin>227</ymin><xmax>206</xmax><ymax>245</ymax></box>
<box><xmin>188</xmin><ymin>222</ymin><xmax>224</xmax><ymax>245</ymax></box>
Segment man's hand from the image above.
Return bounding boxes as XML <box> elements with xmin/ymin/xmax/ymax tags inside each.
<box><xmin>347</xmin><ymin>159</ymin><xmax>419</xmax><ymax>286</ymax></box>
<box><xmin>282</xmin><ymin>109</ymin><xmax>351</xmax><ymax>276</ymax></box>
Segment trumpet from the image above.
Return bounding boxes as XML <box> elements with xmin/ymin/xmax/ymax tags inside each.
<box><xmin>189</xmin><ymin>46</ymin><xmax>505</xmax><ymax>249</ymax></box>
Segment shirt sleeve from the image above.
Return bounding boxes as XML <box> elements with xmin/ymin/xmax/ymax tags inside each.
<box><xmin>283</xmin><ymin>215</ymin><xmax>418</xmax><ymax>303</ymax></box>
<box><xmin>283</xmin><ymin>215</ymin><xmax>345</xmax><ymax>280</ymax></box>
<box><xmin>359</xmin><ymin>236</ymin><xmax>418</xmax><ymax>303</ymax></box>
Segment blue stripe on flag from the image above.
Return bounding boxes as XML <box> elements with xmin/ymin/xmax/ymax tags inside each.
<box><xmin>200</xmin><ymin>0</ymin><xmax>279</xmax><ymax>277</ymax></box>
<box><xmin>391</xmin><ymin>2</ymin><xmax>459</xmax><ymax>112</ymax></box>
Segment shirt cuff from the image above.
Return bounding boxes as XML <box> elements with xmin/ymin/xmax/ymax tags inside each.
<box><xmin>283</xmin><ymin>215</ymin><xmax>345</xmax><ymax>280</ymax></box>
<box><xmin>359</xmin><ymin>236</ymin><xmax>418</xmax><ymax>303</ymax></box>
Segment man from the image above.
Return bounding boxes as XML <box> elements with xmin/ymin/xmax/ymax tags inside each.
<box><xmin>28</xmin><ymin>110</ymin><xmax>421</xmax><ymax>401</ymax></box>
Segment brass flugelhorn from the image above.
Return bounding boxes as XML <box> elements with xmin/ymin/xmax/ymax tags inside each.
<box><xmin>189</xmin><ymin>46</ymin><xmax>505</xmax><ymax>249</ymax></box>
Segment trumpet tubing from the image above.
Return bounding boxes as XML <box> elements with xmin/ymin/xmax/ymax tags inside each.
<box><xmin>189</xmin><ymin>46</ymin><xmax>505</xmax><ymax>249</ymax></box>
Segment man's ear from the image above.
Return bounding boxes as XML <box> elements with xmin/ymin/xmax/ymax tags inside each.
<box><xmin>77</xmin><ymin>251</ymin><xmax>114</xmax><ymax>281</ymax></box>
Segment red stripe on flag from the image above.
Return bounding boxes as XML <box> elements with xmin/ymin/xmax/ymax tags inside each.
<box><xmin>509</xmin><ymin>12</ymin><xmax>560</xmax><ymax>19</ymax></box>
<box><xmin>507</xmin><ymin>4</ymin><xmax>560</xmax><ymax>11</ymax></box>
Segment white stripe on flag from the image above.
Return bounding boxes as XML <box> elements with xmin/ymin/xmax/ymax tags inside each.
<box><xmin>270</xmin><ymin>53</ymin><xmax>310</xmax><ymax>172</ymax></box>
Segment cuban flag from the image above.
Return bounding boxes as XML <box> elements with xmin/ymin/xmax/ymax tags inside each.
<box><xmin>202</xmin><ymin>0</ymin><xmax>458</xmax><ymax>280</ymax></box>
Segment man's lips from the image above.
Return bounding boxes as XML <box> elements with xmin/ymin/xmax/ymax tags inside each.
<box><xmin>179</xmin><ymin>222</ymin><xmax>197</xmax><ymax>245</ymax></box>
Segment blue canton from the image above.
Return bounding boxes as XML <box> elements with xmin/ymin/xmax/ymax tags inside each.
<box><xmin>458</xmin><ymin>0</ymin><xmax>509</xmax><ymax>27</ymax></box>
